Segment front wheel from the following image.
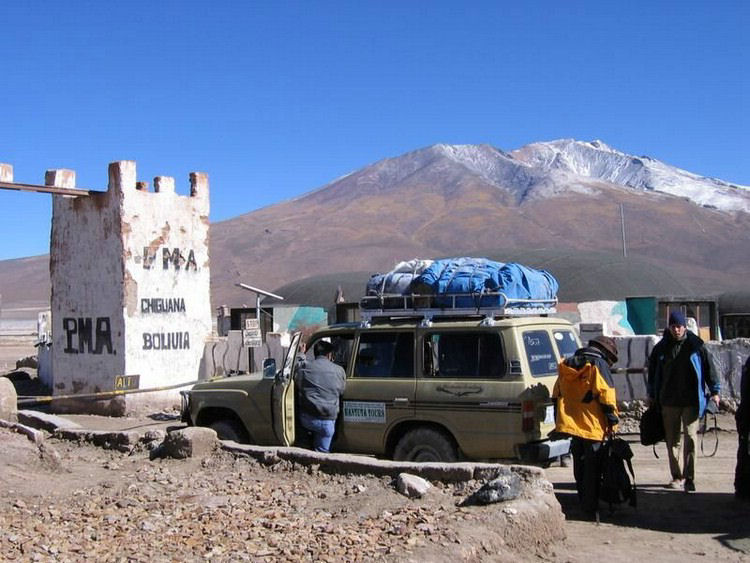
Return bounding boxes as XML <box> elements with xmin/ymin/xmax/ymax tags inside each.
<box><xmin>208</xmin><ymin>419</ymin><xmax>249</xmax><ymax>443</ymax></box>
<box><xmin>393</xmin><ymin>427</ymin><xmax>458</xmax><ymax>462</ymax></box>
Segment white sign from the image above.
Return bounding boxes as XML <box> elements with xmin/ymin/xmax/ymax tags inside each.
<box><xmin>242</xmin><ymin>328</ymin><xmax>262</xmax><ymax>348</ymax></box>
<box><xmin>343</xmin><ymin>401</ymin><xmax>386</xmax><ymax>423</ymax></box>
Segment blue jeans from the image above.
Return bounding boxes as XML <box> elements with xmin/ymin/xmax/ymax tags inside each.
<box><xmin>299</xmin><ymin>411</ymin><xmax>336</xmax><ymax>453</ymax></box>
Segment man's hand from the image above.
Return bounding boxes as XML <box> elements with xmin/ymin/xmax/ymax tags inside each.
<box><xmin>710</xmin><ymin>394</ymin><xmax>720</xmax><ymax>407</ymax></box>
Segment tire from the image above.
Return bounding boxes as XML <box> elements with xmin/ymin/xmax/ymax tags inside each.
<box><xmin>393</xmin><ymin>427</ymin><xmax>458</xmax><ymax>462</ymax></box>
<box><xmin>208</xmin><ymin>419</ymin><xmax>249</xmax><ymax>443</ymax></box>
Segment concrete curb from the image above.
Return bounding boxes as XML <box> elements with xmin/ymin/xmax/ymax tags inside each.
<box><xmin>18</xmin><ymin>410</ymin><xmax>82</xmax><ymax>432</ymax></box>
<box><xmin>17</xmin><ymin>410</ymin><xmax>155</xmax><ymax>452</ymax></box>
<box><xmin>221</xmin><ymin>441</ymin><xmax>549</xmax><ymax>485</ymax></box>
<box><xmin>0</xmin><ymin>418</ymin><xmax>45</xmax><ymax>444</ymax></box>
<box><xmin>54</xmin><ymin>429</ymin><xmax>142</xmax><ymax>452</ymax></box>
<box><xmin>11</xmin><ymin>410</ymin><xmax>551</xmax><ymax>490</ymax></box>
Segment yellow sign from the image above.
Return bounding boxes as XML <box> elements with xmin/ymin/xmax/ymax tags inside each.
<box><xmin>114</xmin><ymin>375</ymin><xmax>140</xmax><ymax>391</ymax></box>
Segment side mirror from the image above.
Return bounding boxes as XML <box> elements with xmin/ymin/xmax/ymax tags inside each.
<box><xmin>262</xmin><ymin>358</ymin><xmax>276</xmax><ymax>379</ymax></box>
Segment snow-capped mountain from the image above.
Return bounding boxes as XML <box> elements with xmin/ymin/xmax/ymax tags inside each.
<box><xmin>510</xmin><ymin>139</ymin><xmax>750</xmax><ymax>213</ymax></box>
<box><xmin>2</xmin><ymin>138</ymin><xmax>749</xmax><ymax>311</ymax></box>
<box><xmin>312</xmin><ymin>139</ymin><xmax>749</xmax><ymax>213</ymax></box>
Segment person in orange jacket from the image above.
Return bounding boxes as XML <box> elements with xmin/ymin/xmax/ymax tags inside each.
<box><xmin>553</xmin><ymin>335</ymin><xmax>619</xmax><ymax>520</ymax></box>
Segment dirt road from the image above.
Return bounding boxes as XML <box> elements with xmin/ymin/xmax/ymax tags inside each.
<box><xmin>546</xmin><ymin>414</ymin><xmax>749</xmax><ymax>562</ymax></box>
<box><xmin>1</xmin><ymin>334</ymin><xmax>748</xmax><ymax>561</ymax></box>
<box><xmin>1</xmin><ymin>410</ymin><xmax>747</xmax><ymax>561</ymax></box>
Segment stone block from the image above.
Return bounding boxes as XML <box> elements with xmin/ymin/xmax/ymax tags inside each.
<box><xmin>163</xmin><ymin>426</ymin><xmax>218</xmax><ymax>459</ymax></box>
<box><xmin>461</xmin><ymin>473</ymin><xmax>523</xmax><ymax>505</ymax></box>
<box><xmin>396</xmin><ymin>473</ymin><xmax>432</xmax><ymax>498</ymax></box>
<box><xmin>0</xmin><ymin>376</ymin><xmax>18</xmax><ymax>422</ymax></box>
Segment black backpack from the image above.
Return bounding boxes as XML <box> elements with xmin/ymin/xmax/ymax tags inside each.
<box><xmin>600</xmin><ymin>436</ymin><xmax>637</xmax><ymax>509</ymax></box>
<box><xmin>640</xmin><ymin>404</ymin><xmax>665</xmax><ymax>446</ymax></box>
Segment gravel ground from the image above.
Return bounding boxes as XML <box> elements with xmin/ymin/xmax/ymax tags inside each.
<box><xmin>0</xmin><ymin>429</ymin><xmax>564</xmax><ymax>562</ymax></box>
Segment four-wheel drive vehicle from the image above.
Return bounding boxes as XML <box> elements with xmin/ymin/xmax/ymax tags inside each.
<box><xmin>181</xmin><ymin>298</ymin><xmax>579</xmax><ymax>463</ymax></box>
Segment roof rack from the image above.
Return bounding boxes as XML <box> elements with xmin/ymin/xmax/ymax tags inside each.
<box><xmin>359</xmin><ymin>292</ymin><xmax>557</xmax><ymax>326</ymax></box>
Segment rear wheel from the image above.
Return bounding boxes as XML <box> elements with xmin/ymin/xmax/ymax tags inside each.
<box><xmin>393</xmin><ymin>427</ymin><xmax>458</xmax><ymax>462</ymax></box>
<box><xmin>208</xmin><ymin>419</ymin><xmax>249</xmax><ymax>443</ymax></box>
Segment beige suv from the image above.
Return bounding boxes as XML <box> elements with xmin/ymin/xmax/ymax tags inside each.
<box><xmin>182</xmin><ymin>300</ymin><xmax>579</xmax><ymax>463</ymax></box>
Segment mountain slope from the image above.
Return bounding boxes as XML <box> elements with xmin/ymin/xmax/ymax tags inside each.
<box><xmin>1</xmin><ymin>139</ymin><xmax>749</xmax><ymax>312</ymax></box>
<box><xmin>211</xmin><ymin>139</ymin><xmax>749</xmax><ymax>307</ymax></box>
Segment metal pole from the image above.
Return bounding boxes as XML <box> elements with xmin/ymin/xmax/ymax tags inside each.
<box><xmin>16</xmin><ymin>378</ymin><xmax>205</xmax><ymax>406</ymax></box>
<box><xmin>620</xmin><ymin>203</ymin><xmax>627</xmax><ymax>258</ymax></box>
<box><xmin>0</xmin><ymin>180</ymin><xmax>94</xmax><ymax>197</ymax></box>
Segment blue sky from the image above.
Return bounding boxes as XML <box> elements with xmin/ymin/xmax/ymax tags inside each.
<box><xmin>1</xmin><ymin>1</ymin><xmax>747</xmax><ymax>260</ymax></box>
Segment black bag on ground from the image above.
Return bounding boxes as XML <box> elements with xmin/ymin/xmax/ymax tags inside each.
<box><xmin>600</xmin><ymin>436</ymin><xmax>637</xmax><ymax>508</ymax></box>
<box><xmin>640</xmin><ymin>404</ymin><xmax>665</xmax><ymax>446</ymax></box>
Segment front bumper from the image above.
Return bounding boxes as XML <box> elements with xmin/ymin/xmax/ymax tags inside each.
<box><xmin>517</xmin><ymin>438</ymin><xmax>571</xmax><ymax>463</ymax></box>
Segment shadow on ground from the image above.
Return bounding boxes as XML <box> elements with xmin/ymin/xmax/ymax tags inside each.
<box><xmin>554</xmin><ymin>482</ymin><xmax>750</xmax><ymax>554</ymax></box>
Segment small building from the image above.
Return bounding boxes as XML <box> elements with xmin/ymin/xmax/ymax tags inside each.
<box><xmin>626</xmin><ymin>296</ymin><xmax>719</xmax><ymax>341</ymax></box>
<box><xmin>718</xmin><ymin>291</ymin><xmax>750</xmax><ymax>339</ymax></box>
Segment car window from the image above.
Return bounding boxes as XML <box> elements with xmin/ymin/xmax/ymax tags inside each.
<box><xmin>306</xmin><ymin>334</ymin><xmax>354</xmax><ymax>371</ymax></box>
<box><xmin>354</xmin><ymin>332</ymin><xmax>414</xmax><ymax>378</ymax></box>
<box><xmin>553</xmin><ymin>329</ymin><xmax>578</xmax><ymax>359</ymax></box>
<box><xmin>523</xmin><ymin>330</ymin><xmax>558</xmax><ymax>377</ymax></box>
<box><xmin>424</xmin><ymin>331</ymin><xmax>505</xmax><ymax>379</ymax></box>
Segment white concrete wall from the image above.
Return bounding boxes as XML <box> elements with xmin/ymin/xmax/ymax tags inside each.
<box><xmin>120</xmin><ymin>167</ymin><xmax>211</xmax><ymax>410</ymax></box>
<box><xmin>49</xmin><ymin>161</ymin><xmax>211</xmax><ymax>413</ymax></box>
<box><xmin>49</xmin><ymin>168</ymin><xmax>127</xmax><ymax>396</ymax></box>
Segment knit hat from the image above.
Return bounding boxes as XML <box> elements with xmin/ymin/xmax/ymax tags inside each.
<box><xmin>668</xmin><ymin>310</ymin><xmax>686</xmax><ymax>327</ymax></box>
<box><xmin>588</xmin><ymin>335</ymin><xmax>619</xmax><ymax>364</ymax></box>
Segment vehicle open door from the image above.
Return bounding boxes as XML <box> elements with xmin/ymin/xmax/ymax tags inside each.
<box><xmin>271</xmin><ymin>332</ymin><xmax>302</xmax><ymax>446</ymax></box>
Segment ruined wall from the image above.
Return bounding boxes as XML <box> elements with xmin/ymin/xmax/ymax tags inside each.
<box><xmin>49</xmin><ymin>168</ymin><xmax>127</xmax><ymax>402</ymax></box>
<box><xmin>49</xmin><ymin>161</ymin><xmax>211</xmax><ymax>413</ymax></box>
<box><xmin>120</xmin><ymin>165</ymin><xmax>211</xmax><ymax>411</ymax></box>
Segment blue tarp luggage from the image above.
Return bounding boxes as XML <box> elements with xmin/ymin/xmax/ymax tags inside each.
<box><xmin>413</xmin><ymin>257</ymin><xmax>502</xmax><ymax>307</ymax></box>
<box><xmin>364</xmin><ymin>257</ymin><xmax>558</xmax><ymax>309</ymax></box>
<box><xmin>365</xmin><ymin>259</ymin><xmax>433</xmax><ymax>308</ymax></box>
<box><xmin>415</xmin><ymin>258</ymin><xmax>558</xmax><ymax>307</ymax></box>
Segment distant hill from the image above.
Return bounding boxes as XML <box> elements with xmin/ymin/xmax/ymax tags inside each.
<box><xmin>2</xmin><ymin>139</ymin><xmax>749</xmax><ymax>314</ymax></box>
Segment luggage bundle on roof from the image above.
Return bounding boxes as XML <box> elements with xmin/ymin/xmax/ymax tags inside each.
<box><xmin>361</xmin><ymin>257</ymin><xmax>559</xmax><ymax>320</ymax></box>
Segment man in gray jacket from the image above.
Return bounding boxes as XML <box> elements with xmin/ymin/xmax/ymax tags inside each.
<box><xmin>299</xmin><ymin>340</ymin><xmax>347</xmax><ymax>452</ymax></box>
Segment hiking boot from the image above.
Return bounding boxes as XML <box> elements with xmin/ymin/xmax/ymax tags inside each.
<box><xmin>684</xmin><ymin>479</ymin><xmax>696</xmax><ymax>493</ymax></box>
<box><xmin>666</xmin><ymin>479</ymin><xmax>684</xmax><ymax>489</ymax></box>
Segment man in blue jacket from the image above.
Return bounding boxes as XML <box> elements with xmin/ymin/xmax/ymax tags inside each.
<box><xmin>647</xmin><ymin>311</ymin><xmax>720</xmax><ymax>493</ymax></box>
<box><xmin>735</xmin><ymin>356</ymin><xmax>750</xmax><ymax>500</ymax></box>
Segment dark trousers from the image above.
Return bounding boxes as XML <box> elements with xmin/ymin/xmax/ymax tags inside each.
<box><xmin>571</xmin><ymin>437</ymin><xmax>603</xmax><ymax>514</ymax></box>
<box><xmin>736</xmin><ymin>433</ymin><xmax>750</xmax><ymax>499</ymax></box>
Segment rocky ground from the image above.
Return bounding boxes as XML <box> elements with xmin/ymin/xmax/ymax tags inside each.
<box><xmin>0</xmin><ymin>426</ymin><xmax>567</xmax><ymax>562</ymax></box>
<box><xmin>1</xmin><ymin>340</ymin><xmax>749</xmax><ymax>562</ymax></box>
<box><xmin>2</xmin><ymin>409</ymin><xmax>748</xmax><ymax>563</ymax></box>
